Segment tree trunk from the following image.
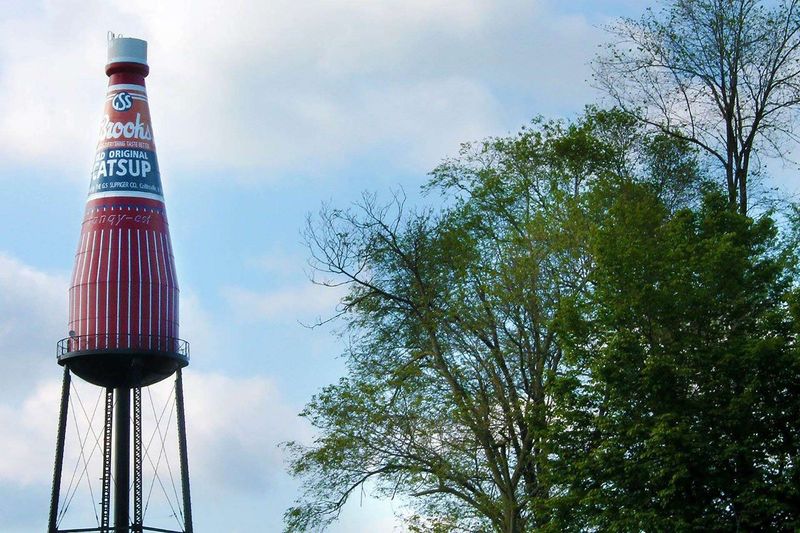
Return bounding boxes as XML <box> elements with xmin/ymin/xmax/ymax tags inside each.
<box><xmin>737</xmin><ymin>167</ymin><xmax>748</xmax><ymax>214</ymax></box>
<box><xmin>726</xmin><ymin>162</ymin><xmax>737</xmax><ymax>208</ymax></box>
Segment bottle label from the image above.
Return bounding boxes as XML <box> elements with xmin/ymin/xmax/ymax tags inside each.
<box><xmin>88</xmin><ymin>84</ymin><xmax>164</xmax><ymax>201</ymax></box>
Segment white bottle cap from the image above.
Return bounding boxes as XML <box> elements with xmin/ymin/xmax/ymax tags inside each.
<box><xmin>107</xmin><ymin>36</ymin><xmax>148</xmax><ymax>66</ymax></box>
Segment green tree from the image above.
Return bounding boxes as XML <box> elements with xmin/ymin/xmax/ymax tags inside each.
<box><xmin>548</xmin><ymin>187</ymin><xmax>800</xmax><ymax>530</ymax></box>
<box><xmin>594</xmin><ymin>0</ymin><xmax>800</xmax><ymax>213</ymax></box>
<box><xmin>284</xmin><ymin>110</ymin><xmax>706</xmax><ymax>532</ymax></box>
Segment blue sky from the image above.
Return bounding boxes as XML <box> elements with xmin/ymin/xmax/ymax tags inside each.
<box><xmin>0</xmin><ymin>0</ymin><xmax>722</xmax><ymax>531</ymax></box>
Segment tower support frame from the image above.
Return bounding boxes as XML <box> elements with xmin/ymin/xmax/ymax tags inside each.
<box><xmin>48</xmin><ymin>370</ymin><xmax>193</xmax><ymax>533</ymax></box>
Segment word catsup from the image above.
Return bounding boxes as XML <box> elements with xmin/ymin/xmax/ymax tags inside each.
<box><xmin>92</xmin><ymin>157</ymin><xmax>152</xmax><ymax>179</ymax></box>
<box><xmin>98</xmin><ymin>113</ymin><xmax>153</xmax><ymax>141</ymax></box>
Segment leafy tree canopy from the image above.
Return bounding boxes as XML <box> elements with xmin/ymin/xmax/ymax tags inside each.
<box><xmin>283</xmin><ymin>107</ymin><xmax>800</xmax><ymax>531</ymax></box>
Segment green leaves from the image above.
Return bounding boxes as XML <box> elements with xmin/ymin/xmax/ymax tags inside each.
<box><xmin>549</xmin><ymin>185</ymin><xmax>800</xmax><ymax>530</ymax></box>
<box><xmin>287</xmin><ymin>107</ymin><xmax>800</xmax><ymax>531</ymax></box>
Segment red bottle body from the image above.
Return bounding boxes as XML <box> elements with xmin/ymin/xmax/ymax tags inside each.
<box><xmin>68</xmin><ymin>64</ymin><xmax>179</xmax><ymax>354</ymax></box>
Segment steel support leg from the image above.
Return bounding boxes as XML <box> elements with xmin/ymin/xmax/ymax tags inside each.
<box><xmin>133</xmin><ymin>386</ymin><xmax>143</xmax><ymax>532</ymax></box>
<box><xmin>175</xmin><ymin>369</ymin><xmax>194</xmax><ymax>533</ymax></box>
<box><xmin>48</xmin><ymin>367</ymin><xmax>71</xmax><ymax>533</ymax></box>
<box><xmin>114</xmin><ymin>387</ymin><xmax>130</xmax><ymax>533</ymax></box>
<box><xmin>101</xmin><ymin>389</ymin><xmax>114</xmax><ymax>532</ymax></box>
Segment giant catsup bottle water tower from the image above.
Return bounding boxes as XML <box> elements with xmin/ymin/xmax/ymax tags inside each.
<box><xmin>49</xmin><ymin>34</ymin><xmax>193</xmax><ymax>533</ymax></box>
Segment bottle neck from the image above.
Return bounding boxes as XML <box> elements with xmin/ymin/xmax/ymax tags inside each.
<box><xmin>106</xmin><ymin>63</ymin><xmax>149</xmax><ymax>86</ymax></box>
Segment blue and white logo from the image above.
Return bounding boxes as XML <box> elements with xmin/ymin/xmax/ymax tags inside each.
<box><xmin>111</xmin><ymin>92</ymin><xmax>133</xmax><ymax>112</ymax></box>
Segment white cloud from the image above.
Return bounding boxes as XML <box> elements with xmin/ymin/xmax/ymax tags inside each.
<box><xmin>223</xmin><ymin>282</ymin><xmax>345</xmax><ymax>323</ymax></box>
<box><xmin>0</xmin><ymin>378</ymin><xmax>61</xmax><ymax>486</ymax></box>
<box><xmin>245</xmin><ymin>249</ymin><xmax>308</xmax><ymax>279</ymax></box>
<box><xmin>0</xmin><ymin>0</ymin><xmax>605</xmax><ymax>182</ymax></box>
<box><xmin>177</xmin><ymin>288</ymin><xmax>227</xmax><ymax>369</ymax></box>
<box><xmin>335</xmin><ymin>493</ymin><xmax>408</xmax><ymax>533</ymax></box>
<box><xmin>0</xmin><ymin>2</ymin><xmax>115</xmax><ymax>175</ymax></box>
<box><xmin>0</xmin><ymin>253</ymin><xmax>67</xmax><ymax>395</ymax></box>
<box><xmin>182</xmin><ymin>371</ymin><xmax>310</xmax><ymax>493</ymax></box>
